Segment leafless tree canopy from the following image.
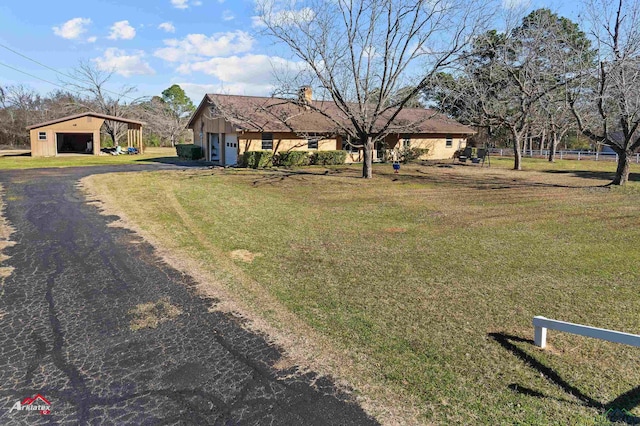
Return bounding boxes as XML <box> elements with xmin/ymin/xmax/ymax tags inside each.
<box><xmin>568</xmin><ymin>0</ymin><xmax>640</xmax><ymax>184</ymax></box>
<box><xmin>62</xmin><ymin>61</ymin><xmax>140</xmax><ymax>146</ymax></box>
<box><xmin>255</xmin><ymin>0</ymin><xmax>492</xmax><ymax>177</ymax></box>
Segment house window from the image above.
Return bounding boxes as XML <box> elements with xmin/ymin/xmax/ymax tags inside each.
<box><xmin>261</xmin><ymin>133</ymin><xmax>273</xmax><ymax>150</ymax></box>
<box><xmin>342</xmin><ymin>137</ymin><xmax>359</xmax><ymax>153</ymax></box>
<box><xmin>446</xmin><ymin>135</ymin><xmax>453</xmax><ymax>148</ymax></box>
<box><xmin>403</xmin><ymin>135</ymin><xmax>411</xmax><ymax>148</ymax></box>
<box><xmin>38</xmin><ymin>131</ymin><xmax>47</xmax><ymax>141</ymax></box>
<box><xmin>307</xmin><ymin>138</ymin><xmax>319</xmax><ymax>150</ymax></box>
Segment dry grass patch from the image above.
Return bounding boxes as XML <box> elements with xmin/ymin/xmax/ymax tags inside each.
<box><xmin>129</xmin><ymin>298</ymin><xmax>182</xmax><ymax>331</ymax></box>
<box><xmin>230</xmin><ymin>249</ymin><xmax>262</xmax><ymax>263</ymax></box>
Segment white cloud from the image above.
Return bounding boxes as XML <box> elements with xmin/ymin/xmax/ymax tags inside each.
<box><xmin>87</xmin><ymin>36</ymin><xmax>98</xmax><ymax>43</ymax></box>
<box><xmin>176</xmin><ymin>54</ymin><xmax>303</xmax><ymax>87</ymax></box>
<box><xmin>158</xmin><ymin>22</ymin><xmax>176</xmax><ymax>33</ymax></box>
<box><xmin>93</xmin><ymin>48</ymin><xmax>155</xmax><ymax>77</ymax></box>
<box><xmin>179</xmin><ymin>80</ymin><xmax>275</xmax><ymax>98</ymax></box>
<box><xmin>108</xmin><ymin>20</ymin><xmax>136</xmax><ymax>40</ymax></box>
<box><xmin>222</xmin><ymin>10</ymin><xmax>235</xmax><ymax>21</ymax></box>
<box><xmin>53</xmin><ymin>17</ymin><xmax>92</xmax><ymax>40</ymax></box>
<box><xmin>502</xmin><ymin>0</ymin><xmax>529</xmax><ymax>9</ymax></box>
<box><xmin>154</xmin><ymin>31</ymin><xmax>254</xmax><ymax>63</ymax></box>
<box><xmin>171</xmin><ymin>0</ymin><xmax>188</xmax><ymax>8</ymax></box>
<box><xmin>171</xmin><ymin>0</ymin><xmax>202</xmax><ymax>9</ymax></box>
<box><xmin>252</xmin><ymin>7</ymin><xmax>315</xmax><ymax>29</ymax></box>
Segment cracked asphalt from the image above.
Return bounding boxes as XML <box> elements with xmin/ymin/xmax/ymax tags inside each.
<box><xmin>0</xmin><ymin>164</ymin><xmax>378</xmax><ymax>425</ymax></box>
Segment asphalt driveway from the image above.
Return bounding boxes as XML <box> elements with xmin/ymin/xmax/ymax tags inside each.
<box><xmin>0</xmin><ymin>164</ymin><xmax>377</xmax><ymax>425</ymax></box>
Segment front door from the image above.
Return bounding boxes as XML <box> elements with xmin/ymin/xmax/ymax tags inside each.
<box><xmin>224</xmin><ymin>134</ymin><xmax>238</xmax><ymax>166</ymax></box>
<box><xmin>209</xmin><ymin>133</ymin><xmax>220</xmax><ymax>162</ymax></box>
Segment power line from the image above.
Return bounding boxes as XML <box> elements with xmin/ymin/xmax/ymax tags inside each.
<box><xmin>0</xmin><ymin>43</ymin><xmax>139</xmax><ymax>101</ymax></box>
<box><xmin>0</xmin><ymin>61</ymin><xmax>84</xmax><ymax>96</ymax></box>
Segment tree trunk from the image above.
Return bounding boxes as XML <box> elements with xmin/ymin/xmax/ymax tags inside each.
<box><xmin>362</xmin><ymin>136</ymin><xmax>373</xmax><ymax>179</ymax></box>
<box><xmin>611</xmin><ymin>149</ymin><xmax>631</xmax><ymax>185</ymax></box>
<box><xmin>512</xmin><ymin>131</ymin><xmax>523</xmax><ymax>170</ymax></box>
<box><xmin>548</xmin><ymin>132</ymin><xmax>557</xmax><ymax>162</ymax></box>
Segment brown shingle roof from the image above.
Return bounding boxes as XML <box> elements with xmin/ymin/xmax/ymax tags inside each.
<box><xmin>191</xmin><ymin>93</ymin><xmax>474</xmax><ymax>135</ymax></box>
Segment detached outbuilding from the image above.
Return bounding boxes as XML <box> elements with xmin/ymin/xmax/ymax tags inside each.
<box><xmin>27</xmin><ymin>112</ymin><xmax>144</xmax><ymax>157</ymax></box>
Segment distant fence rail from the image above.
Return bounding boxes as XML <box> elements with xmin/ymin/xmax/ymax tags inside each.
<box><xmin>533</xmin><ymin>316</ymin><xmax>640</xmax><ymax>349</ymax></box>
<box><xmin>490</xmin><ymin>148</ymin><xmax>640</xmax><ymax>163</ymax></box>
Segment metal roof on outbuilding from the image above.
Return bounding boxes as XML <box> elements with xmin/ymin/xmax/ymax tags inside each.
<box><xmin>27</xmin><ymin>112</ymin><xmax>145</xmax><ymax>130</ymax></box>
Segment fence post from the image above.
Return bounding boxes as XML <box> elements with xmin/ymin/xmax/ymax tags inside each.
<box><xmin>560</xmin><ymin>151</ymin><xmax>563</xmax><ymax>160</ymax></box>
<box><xmin>578</xmin><ymin>151</ymin><xmax>581</xmax><ymax>161</ymax></box>
<box><xmin>637</xmin><ymin>153</ymin><xmax>639</xmax><ymax>164</ymax></box>
<box><xmin>596</xmin><ymin>152</ymin><xmax>599</xmax><ymax>161</ymax></box>
<box><xmin>500</xmin><ymin>149</ymin><xmax>503</xmax><ymax>156</ymax></box>
<box><xmin>533</xmin><ymin>316</ymin><xmax>548</xmax><ymax>348</ymax></box>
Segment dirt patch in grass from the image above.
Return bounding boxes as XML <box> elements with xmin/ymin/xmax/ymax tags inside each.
<box><xmin>383</xmin><ymin>227</ymin><xmax>407</xmax><ymax>233</ymax></box>
<box><xmin>230</xmin><ymin>249</ymin><xmax>262</xmax><ymax>263</ymax></box>
<box><xmin>129</xmin><ymin>298</ymin><xmax>182</xmax><ymax>331</ymax></box>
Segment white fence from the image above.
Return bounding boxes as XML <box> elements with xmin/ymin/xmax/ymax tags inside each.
<box><xmin>533</xmin><ymin>316</ymin><xmax>640</xmax><ymax>349</ymax></box>
<box><xmin>490</xmin><ymin>149</ymin><xmax>640</xmax><ymax>163</ymax></box>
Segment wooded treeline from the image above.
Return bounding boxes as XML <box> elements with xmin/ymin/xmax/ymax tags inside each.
<box><xmin>0</xmin><ymin>65</ymin><xmax>194</xmax><ymax>149</ymax></box>
<box><xmin>426</xmin><ymin>2</ymin><xmax>640</xmax><ymax>183</ymax></box>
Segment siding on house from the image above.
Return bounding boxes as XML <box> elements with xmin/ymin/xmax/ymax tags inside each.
<box><xmin>237</xmin><ymin>132</ymin><xmax>339</xmax><ymax>155</ymax></box>
<box><xmin>385</xmin><ymin>133</ymin><xmax>468</xmax><ymax>160</ymax></box>
<box><xmin>187</xmin><ymin>93</ymin><xmax>475</xmax><ymax>164</ymax></box>
<box><xmin>29</xmin><ymin>116</ymin><xmax>103</xmax><ymax>157</ymax></box>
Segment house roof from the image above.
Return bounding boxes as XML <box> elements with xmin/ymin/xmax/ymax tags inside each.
<box><xmin>27</xmin><ymin>112</ymin><xmax>145</xmax><ymax>130</ymax></box>
<box><xmin>189</xmin><ymin>93</ymin><xmax>475</xmax><ymax>136</ymax></box>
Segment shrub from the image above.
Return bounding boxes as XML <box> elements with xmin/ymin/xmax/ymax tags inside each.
<box><xmin>175</xmin><ymin>144</ymin><xmax>203</xmax><ymax>160</ymax></box>
<box><xmin>240</xmin><ymin>151</ymin><xmax>274</xmax><ymax>168</ymax></box>
<box><xmin>399</xmin><ymin>147</ymin><xmax>429</xmax><ymax>163</ymax></box>
<box><xmin>275</xmin><ymin>151</ymin><xmax>310</xmax><ymax>167</ymax></box>
<box><xmin>311</xmin><ymin>150</ymin><xmax>347</xmax><ymax>166</ymax></box>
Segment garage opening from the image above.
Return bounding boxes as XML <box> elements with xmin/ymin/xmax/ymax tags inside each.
<box><xmin>56</xmin><ymin>133</ymin><xmax>94</xmax><ymax>154</ymax></box>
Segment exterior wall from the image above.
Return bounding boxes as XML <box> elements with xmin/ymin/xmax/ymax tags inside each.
<box><xmin>29</xmin><ymin>116</ymin><xmax>105</xmax><ymax>157</ymax></box>
<box><xmin>189</xmin><ymin>110</ymin><xmax>236</xmax><ymax>164</ymax></box>
<box><xmin>238</xmin><ymin>132</ymin><xmax>339</xmax><ymax>155</ymax></box>
<box><xmin>386</xmin><ymin>133</ymin><xmax>468</xmax><ymax>160</ymax></box>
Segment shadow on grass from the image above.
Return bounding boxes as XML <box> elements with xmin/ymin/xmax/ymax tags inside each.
<box><xmin>544</xmin><ymin>170</ymin><xmax>640</xmax><ymax>183</ymax></box>
<box><xmin>134</xmin><ymin>156</ymin><xmax>211</xmax><ymax>168</ymax></box>
<box><xmin>245</xmin><ymin>165</ymin><xmax>593</xmax><ymax>189</ymax></box>
<box><xmin>489</xmin><ymin>332</ymin><xmax>640</xmax><ymax>424</ymax></box>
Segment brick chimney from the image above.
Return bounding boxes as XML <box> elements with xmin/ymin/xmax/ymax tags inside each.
<box><xmin>299</xmin><ymin>86</ymin><xmax>312</xmax><ymax>103</ymax></box>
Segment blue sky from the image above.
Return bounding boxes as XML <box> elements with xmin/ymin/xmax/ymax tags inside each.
<box><xmin>0</xmin><ymin>0</ymin><xmax>583</xmax><ymax>104</ymax></box>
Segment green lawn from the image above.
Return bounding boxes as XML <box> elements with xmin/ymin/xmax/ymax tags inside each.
<box><xmin>83</xmin><ymin>159</ymin><xmax>640</xmax><ymax>425</ymax></box>
<box><xmin>0</xmin><ymin>147</ymin><xmax>180</xmax><ymax>169</ymax></box>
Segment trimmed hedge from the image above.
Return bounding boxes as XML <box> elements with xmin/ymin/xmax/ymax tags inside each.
<box><xmin>175</xmin><ymin>144</ymin><xmax>203</xmax><ymax>160</ymax></box>
<box><xmin>240</xmin><ymin>151</ymin><xmax>274</xmax><ymax>168</ymax></box>
<box><xmin>310</xmin><ymin>150</ymin><xmax>347</xmax><ymax>166</ymax></box>
<box><xmin>276</xmin><ymin>151</ymin><xmax>310</xmax><ymax>167</ymax></box>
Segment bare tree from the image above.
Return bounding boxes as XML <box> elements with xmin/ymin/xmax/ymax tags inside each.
<box><xmin>568</xmin><ymin>0</ymin><xmax>640</xmax><ymax>185</ymax></box>
<box><xmin>451</xmin><ymin>9</ymin><xmax>591</xmax><ymax>170</ymax></box>
<box><xmin>63</xmin><ymin>61</ymin><xmax>139</xmax><ymax>146</ymax></box>
<box><xmin>255</xmin><ymin>0</ymin><xmax>492</xmax><ymax>178</ymax></box>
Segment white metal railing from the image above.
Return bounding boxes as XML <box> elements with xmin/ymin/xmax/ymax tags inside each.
<box><xmin>533</xmin><ymin>316</ymin><xmax>640</xmax><ymax>348</ymax></box>
<box><xmin>490</xmin><ymin>148</ymin><xmax>640</xmax><ymax>163</ymax></box>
